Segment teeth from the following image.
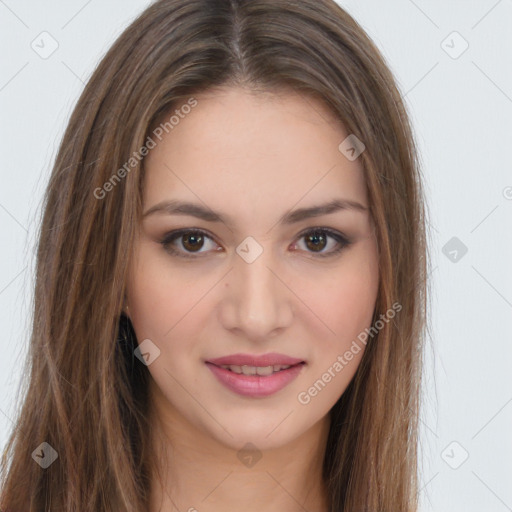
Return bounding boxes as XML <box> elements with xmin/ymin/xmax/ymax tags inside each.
<box><xmin>219</xmin><ymin>364</ymin><xmax>292</xmax><ymax>375</ymax></box>
<box><xmin>241</xmin><ymin>365</ymin><xmax>257</xmax><ymax>376</ymax></box>
<box><xmin>256</xmin><ymin>366</ymin><xmax>274</xmax><ymax>376</ymax></box>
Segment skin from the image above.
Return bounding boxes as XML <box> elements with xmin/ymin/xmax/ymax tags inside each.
<box><xmin>125</xmin><ymin>87</ymin><xmax>379</xmax><ymax>512</ymax></box>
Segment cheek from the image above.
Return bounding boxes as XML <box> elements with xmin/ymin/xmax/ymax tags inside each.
<box><xmin>294</xmin><ymin>255</ymin><xmax>378</xmax><ymax>412</ymax></box>
<box><xmin>126</xmin><ymin>245</ymin><xmax>196</xmax><ymax>341</ymax></box>
<box><xmin>296</xmin><ymin>245</ymin><xmax>379</xmax><ymax>348</ymax></box>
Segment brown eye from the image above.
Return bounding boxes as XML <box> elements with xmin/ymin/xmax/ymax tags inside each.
<box><xmin>161</xmin><ymin>227</ymin><xmax>350</xmax><ymax>259</ymax></box>
<box><xmin>160</xmin><ymin>229</ymin><xmax>221</xmax><ymax>258</ymax></box>
<box><xmin>304</xmin><ymin>231</ymin><xmax>327</xmax><ymax>252</ymax></box>
<box><xmin>294</xmin><ymin>228</ymin><xmax>351</xmax><ymax>257</ymax></box>
<box><xmin>181</xmin><ymin>232</ymin><xmax>204</xmax><ymax>252</ymax></box>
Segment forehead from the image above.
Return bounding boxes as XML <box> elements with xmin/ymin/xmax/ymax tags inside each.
<box><xmin>143</xmin><ymin>87</ymin><xmax>368</xmax><ymax>218</ymax></box>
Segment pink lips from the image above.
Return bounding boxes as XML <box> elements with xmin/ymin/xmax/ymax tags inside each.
<box><xmin>205</xmin><ymin>352</ymin><xmax>306</xmax><ymax>398</ymax></box>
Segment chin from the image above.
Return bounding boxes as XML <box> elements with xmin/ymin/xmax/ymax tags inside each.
<box><xmin>201</xmin><ymin>410</ymin><xmax>311</xmax><ymax>452</ymax></box>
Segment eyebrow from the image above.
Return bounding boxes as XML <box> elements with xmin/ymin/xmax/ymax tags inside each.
<box><xmin>142</xmin><ymin>198</ymin><xmax>368</xmax><ymax>226</ymax></box>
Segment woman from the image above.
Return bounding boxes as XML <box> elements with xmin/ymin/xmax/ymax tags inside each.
<box><xmin>0</xmin><ymin>0</ymin><xmax>429</xmax><ymax>510</ymax></box>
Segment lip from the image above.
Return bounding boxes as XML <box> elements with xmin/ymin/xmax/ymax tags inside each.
<box><xmin>206</xmin><ymin>352</ymin><xmax>304</xmax><ymax>367</ymax></box>
<box><xmin>205</xmin><ymin>353</ymin><xmax>306</xmax><ymax>398</ymax></box>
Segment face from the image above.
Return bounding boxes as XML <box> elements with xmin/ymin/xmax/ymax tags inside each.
<box><xmin>125</xmin><ymin>87</ymin><xmax>379</xmax><ymax>451</ymax></box>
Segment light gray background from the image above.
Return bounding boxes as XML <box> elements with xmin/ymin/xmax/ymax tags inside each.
<box><xmin>1</xmin><ymin>1</ymin><xmax>511</xmax><ymax>510</ymax></box>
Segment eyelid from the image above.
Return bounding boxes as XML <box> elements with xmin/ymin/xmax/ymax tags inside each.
<box><xmin>160</xmin><ymin>226</ymin><xmax>351</xmax><ymax>258</ymax></box>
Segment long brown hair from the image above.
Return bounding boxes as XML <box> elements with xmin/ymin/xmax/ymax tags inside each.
<box><xmin>0</xmin><ymin>0</ymin><xmax>429</xmax><ymax>510</ymax></box>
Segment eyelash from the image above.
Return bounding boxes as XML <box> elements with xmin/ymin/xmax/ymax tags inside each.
<box><xmin>160</xmin><ymin>227</ymin><xmax>352</xmax><ymax>259</ymax></box>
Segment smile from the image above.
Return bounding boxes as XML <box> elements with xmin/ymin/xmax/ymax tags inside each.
<box><xmin>205</xmin><ymin>360</ymin><xmax>305</xmax><ymax>398</ymax></box>
<box><xmin>218</xmin><ymin>364</ymin><xmax>293</xmax><ymax>375</ymax></box>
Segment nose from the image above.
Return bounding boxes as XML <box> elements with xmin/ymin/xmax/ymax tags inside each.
<box><xmin>219</xmin><ymin>243</ymin><xmax>293</xmax><ymax>342</ymax></box>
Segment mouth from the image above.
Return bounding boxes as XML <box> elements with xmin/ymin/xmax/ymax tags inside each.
<box><xmin>206</xmin><ymin>352</ymin><xmax>305</xmax><ymax>368</ymax></box>
<box><xmin>205</xmin><ymin>353</ymin><xmax>306</xmax><ymax>397</ymax></box>
<box><xmin>213</xmin><ymin>362</ymin><xmax>304</xmax><ymax>376</ymax></box>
